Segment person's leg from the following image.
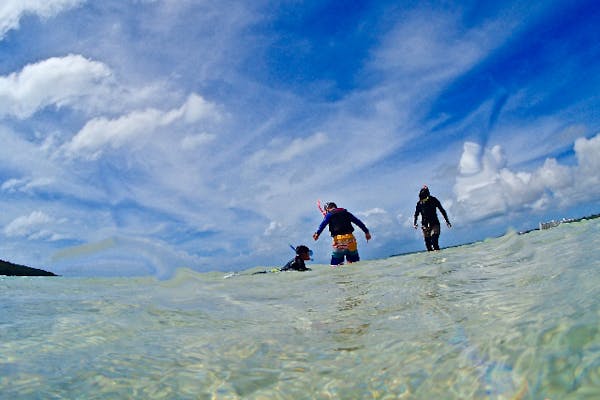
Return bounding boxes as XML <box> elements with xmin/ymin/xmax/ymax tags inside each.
<box><xmin>431</xmin><ymin>225</ymin><xmax>441</xmax><ymax>250</ymax></box>
<box><xmin>331</xmin><ymin>236</ymin><xmax>346</xmax><ymax>266</ymax></box>
<box><xmin>332</xmin><ymin>234</ymin><xmax>358</xmax><ymax>265</ymax></box>
<box><xmin>345</xmin><ymin>249</ymin><xmax>360</xmax><ymax>263</ymax></box>
<box><xmin>330</xmin><ymin>248</ymin><xmax>345</xmax><ymax>266</ymax></box>
<box><xmin>424</xmin><ymin>236</ymin><xmax>434</xmax><ymax>251</ymax></box>
<box><xmin>431</xmin><ymin>234</ymin><xmax>440</xmax><ymax>250</ymax></box>
<box><xmin>422</xmin><ymin>226</ymin><xmax>433</xmax><ymax>251</ymax></box>
<box><xmin>344</xmin><ymin>235</ymin><xmax>359</xmax><ymax>263</ymax></box>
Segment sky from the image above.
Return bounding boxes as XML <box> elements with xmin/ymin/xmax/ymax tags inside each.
<box><xmin>0</xmin><ymin>0</ymin><xmax>599</xmax><ymax>277</ymax></box>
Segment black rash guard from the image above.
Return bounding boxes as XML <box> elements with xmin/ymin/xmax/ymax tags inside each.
<box><xmin>413</xmin><ymin>196</ymin><xmax>450</xmax><ymax>228</ymax></box>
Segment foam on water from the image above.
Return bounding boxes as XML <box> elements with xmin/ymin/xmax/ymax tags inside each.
<box><xmin>1</xmin><ymin>219</ymin><xmax>599</xmax><ymax>399</ymax></box>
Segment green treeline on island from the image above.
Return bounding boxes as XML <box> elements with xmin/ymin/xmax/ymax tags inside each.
<box><xmin>0</xmin><ymin>259</ymin><xmax>57</xmax><ymax>276</ymax></box>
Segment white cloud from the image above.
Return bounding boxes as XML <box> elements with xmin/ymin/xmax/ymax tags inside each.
<box><xmin>1</xmin><ymin>177</ymin><xmax>54</xmax><ymax>193</ymax></box>
<box><xmin>458</xmin><ymin>142</ymin><xmax>507</xmax><ymax>178</ymax></box>
<box><xmin>376</xmin><ymin>13</ymin><xmax>475</xmax><ymax>77</ymax></box>
<box><xmin>4</xmin><ymin>210</ymin><xmax>53</xmax><ymax>238</ymax></box>
<box><xmin>65</xmin><ymin>108</ymin><xmax>166</xmax><ymax>157</ymax></box>
<box><xmin>0</xmin><ymin>1</ymin><xmax>595</xmax><ymax>275</ymax></box>
<box><xmin>181</xmin><ymin>93</ymin><xmax>222</xmax><ymax>123</ymax></box>
<box><xmin>574</xmin><ymin>134</ymin><xmax>600</xmax><ymax>179</ymax></box>
<box><xmin>0</xmin><ymin>54</ymin><xmax>112</xmax><ymax>118</ymax></box>
<box><xmin>371</xmin><ymin>7</ymin><xmax>515</xmax><ymax>87</ymax></box>
<box><xmin>534</xmin><ymin>158</ymin><xmax>572</xmax><ymax>191</ymax></box>
<box><xmin>264</xmin><ymin>220</ymin><xmax>284</xmax><ymax>236</ymax></box>
<box><xmin>248</xmin><ymin>131</ymin><xmax>328</xmax><ymax>167</ymax></box>
<box><xmin>181</xmin><ymin>132</ymin><xmax>216</xmax><ymax>150</ymax></box>
<box><xmin>64</xmin><ymin>93</ymin><xmax>221</xmax><ymax>158</ymax></box>
<box><xmin>352</xmin><ymin>207</ymin><xmax>399</xmax><ymax>245</ymax></box>
<box><xmin>453</xmin><ymin>133</ymin><xmax>600</xmax><ymax>222</ymax></box>
<box><xmin>358</xmin><ymin>208</ymin><xmax>386</xmax><ymax>218</ymax></box>
<box><xmin>0</xmin><ymin>0</ymin><xmax>84</xmax><ymax>39</ymax></box>
<box><xmin>458</xmin><ymin>142</ymin><xmax>483</xmax><ymax>175</ymax></box>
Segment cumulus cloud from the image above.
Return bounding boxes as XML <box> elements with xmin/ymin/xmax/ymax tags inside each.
<box><xmin>453</xmin><ymin>133</ymin><xmax>600</xmax><ymax>222</ymax></box>
<box><xmin>458</xmin><ymin>142</ymin><xmax>483</xmax><ymax>175</ymax></box>
<box><xmin>0</xmin><ymin>54</ymin><xmax>112</xmax><ymax>118</ymax></box>
<box><xmin>0</xmin><ymin>0</ymin><xmax>83</xmax><ymax>39</ymax></box>
<box><xmin>0</xmin><ymin>1</ymin><xmax>596</xmax><ymax>275</ymax></box>
<box><xmin>64</xmin><ymin>93</ymin><xmax>221</xmax><ymax>158</ymax></box>
<box><xmin>574</xmin><ymin>134</ymin><xmax>600</xmax><ymax>180</ymax></box>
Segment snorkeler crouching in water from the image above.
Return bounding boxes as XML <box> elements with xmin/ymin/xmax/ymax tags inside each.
<box><xmin>252</xmin><ymin>245</ymin><xmax>312</xmax><ymax>274</ymax></box>
<box><xmin>280</xmin><ymin>245</ymin><xmax>312</xmax><ymax>271</ymax></box>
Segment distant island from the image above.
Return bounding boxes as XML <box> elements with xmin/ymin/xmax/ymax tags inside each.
<box><xmin>518</xmin><ymin>212</ymin><xmax>600</xmax><ymax>235</ymax></box>
<box><xmin>390</xmin><ymin>211</ymin><xmax>600</xmax><ymax>258</ymax></box>
<box><xmin>0</xmin><ymin>259</ymin><xmax>57</xmax><ymax>276</ymax></box>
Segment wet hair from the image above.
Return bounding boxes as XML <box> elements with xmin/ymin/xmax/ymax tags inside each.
<box><xmin>295</xmin><ymin>245</ymin><xmax>310</xmax><ymax>255</ymax></box>
<box><xmin>419</xmin><ymin>187</ymin><xmax>430</xmax><ymax>200</ymax></box>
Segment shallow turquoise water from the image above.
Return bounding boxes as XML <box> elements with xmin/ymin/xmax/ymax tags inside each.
<box><xmin>1</xmin><ymin>219</ymin><xmax>599</xmax><ymax>399</ymax></box>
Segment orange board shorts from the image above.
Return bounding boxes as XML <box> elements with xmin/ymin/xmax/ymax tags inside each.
<box><xmin>331</xmin><ymin>233</ymin><xmax>359</xmax><ymax>265</ymax></box>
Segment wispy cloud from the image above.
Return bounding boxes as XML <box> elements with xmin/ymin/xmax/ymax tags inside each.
<box><xmin>0</xmin><ymin>0</ymin><xmax>84</xmax><ymax>39</ymax></box>
<box><xmin>247</xmin><ymin>131</ymin><xmax>328</xmax><ymax>167</ymax></box>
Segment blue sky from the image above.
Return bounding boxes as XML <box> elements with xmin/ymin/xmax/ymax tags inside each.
<box><xmin>0</xmin><ymin>0</ymin><xmax>599</xmax><ymax>277</ymax></box>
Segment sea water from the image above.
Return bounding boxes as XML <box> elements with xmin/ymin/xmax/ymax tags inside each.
<box><xmin>1</xmin><ymin>219</ymin><xmax>599</xmax><ymax>399</ymax></box>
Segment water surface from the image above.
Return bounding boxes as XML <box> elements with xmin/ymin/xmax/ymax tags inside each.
<box><xmin>1</xmin><ymin>219</ymin><xmax>599</xmax><ymax>399</ymax></box>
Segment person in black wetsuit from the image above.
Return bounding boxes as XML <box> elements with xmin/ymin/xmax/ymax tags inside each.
<box><xmin>279</xmin><ymin>245</ymin><xmax>312</xmax><ymax>271</ymax></box>
<box><xmin>253</xmin><ymin>245</ymin><xmax>313</xmax><ymax>274</ymax></box>
<box><xmin>413</xmin><ymin>186</ymin><xmax>451</xmax><ymax>251</ymax></box>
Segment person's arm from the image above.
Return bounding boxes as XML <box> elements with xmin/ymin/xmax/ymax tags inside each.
<box><xmin>313</xmin><ymin>214</ymin><xmax>331</xmax><ymax>240</ymax></box>
<box><xmin>413</xmin><ymin>204</ymin><xmax>420</xmax><ymax>228</ymax></box>
<box><xmin>349</xmin><ymin>213</ymin><xmax>368</xmax><ymax>233</ymax></box>
<box><xmin>435</xmin><ymin>198</ymin><xmax>452</xmax><ymax>227</ymax></box>
<box><xmin>279</xmin><ymin>258</ymin><xmax>294</xmax><ymax>271</ymax></box>
<box><xmin>349</xmin><ymin>213</ymin><xmax>371</xmax><ymax>241</ymax></box>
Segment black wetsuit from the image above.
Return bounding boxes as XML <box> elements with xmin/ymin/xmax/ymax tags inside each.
<box><xmin>251</xmin><ymin>255</ymin><xmax>311</xmax><ymax>274</ymax></box>
<box><xmin>279</xmin><ymin>256</ymin><xmax>311</xmax><ymax>272</ymax></box>
<box><xmin>414</xmin><ymin>196</ymin><xmax>450</xmax><ymax>251</ymax></box>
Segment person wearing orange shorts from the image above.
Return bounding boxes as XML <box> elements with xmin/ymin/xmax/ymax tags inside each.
<box><xmin>313</xmin><ymin>202</ymin><xmax>371</xmax><ymax>266</ymax></box>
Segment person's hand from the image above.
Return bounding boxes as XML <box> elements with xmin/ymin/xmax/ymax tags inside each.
<box><xmin>365</xmin><ymin>232</ymin><xmax>371</xmax><ymax>242</ymax></box>
<box><xmin>312</xmin><ymin>232</ymin><xmax>319</xmax><ymax>241</ymax></box>
<box><xmin>447</xmin><ymin>222</ymin><xmax>452</xmax><ymax>228</ymax></box>
<box><xmin>413</xmin><ymin>224</ymin><xmax>418</xmax><ymax>229</ymax></box>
